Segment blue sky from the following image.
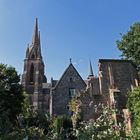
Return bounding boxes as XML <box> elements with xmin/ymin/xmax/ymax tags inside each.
<box><xmin>0</xmin><ymin>0</ymin><xmax>140</xmax><ymax>81</ymax></box>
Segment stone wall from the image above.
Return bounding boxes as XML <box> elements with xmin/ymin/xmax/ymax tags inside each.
<box><xmin>79</xmin><ymin>90</ymin><xmax>105</xmax><ymax>121</ymax></box>
<box><xmin>78</xmin><ymin>59</ymin><xmax>139</xmax><ymax>120</ymax></box>
<box><xmin>99</xmin><ymin>59</ymin><xmax>138</xmax><ymax>109</ymax></box>
<box><xmin>51</xmin><ymin>63</ymin><xmax>86</xmax><ymax>115</ymax></box>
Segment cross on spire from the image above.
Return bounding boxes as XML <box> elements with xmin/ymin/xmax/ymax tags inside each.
<box><xmin>70</xmin><ymin>58</ymin><xmax>72</xmax><ymax>64</ymax></box>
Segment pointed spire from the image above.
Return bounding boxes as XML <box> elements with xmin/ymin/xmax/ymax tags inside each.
<box><xmin>89</xmin><ymin>60</ymin><xmax>94</xmax><ymax>77</ymax></box>
<box><xmin>32</xmin><ymin>18</ymin><xmax>39</xmax><ymax>45</ymax></box>
<box><xmin>38</xmin><ymin>31</ymin><xmax>40</xmax><ymax>45</ymax></box>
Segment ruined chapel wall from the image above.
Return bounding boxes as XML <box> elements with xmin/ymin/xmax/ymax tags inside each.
<box><xmin>99</xmin><ymin>60</ymin><xmax>139</xmax><ymax>108</ymax></box>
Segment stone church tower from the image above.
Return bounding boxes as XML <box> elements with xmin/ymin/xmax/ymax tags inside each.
<box><xmin>22</xmin><ymin>19</ymin><xmax>47</xmax><ymax>110</ymax></box>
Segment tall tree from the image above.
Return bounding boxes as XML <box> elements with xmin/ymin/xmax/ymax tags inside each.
<box><xmin>127</xmin><ymin>86</ymin><xmax>140</xmax><ymax>139</ymax></box>
<box><xmin>0</xmin><ymin>64</ymin><xmax>25</xmax><ymax>124</ymax></box>
<box><xmin>117</xmin><ymin>22</ymin><xmax>140</xmax><ymax>75</ymax></box>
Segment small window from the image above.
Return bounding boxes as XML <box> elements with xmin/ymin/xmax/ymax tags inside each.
<box><xmin>114</xmin><ymin>92</ymin><xmax>121</xmax><ymax>109</ymax></box>
<box><xmin>110</xmin><ymin>90</ymin><xmax>120</xmax><ymax>109</ymax></box>
<box><xmin>70</xmin><ymin>77</ymin><xmax>73</xmax><ymax>82</ymax></box>
<box><xmin>69</xmin><ymin>88</ymin><xmax>76</xmax><ymax>98</ymax></box>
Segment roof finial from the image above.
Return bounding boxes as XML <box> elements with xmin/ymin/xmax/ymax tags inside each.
<box><xmin>70</xmin><ymin>58</ymin><xmax>72</xmax><ymax>64</ymax></box>
<box><xmin>32</xmin><ymin>18</ymin><xmax>39</xmax><ymax>45</ymax></box>
<box><xmin>89</xmin><ymin>60</ymin><xmax>94</xmax><ymax>77</ymax></box>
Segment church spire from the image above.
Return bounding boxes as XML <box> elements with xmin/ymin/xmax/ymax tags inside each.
<box><xmin>38</xmin><ymin>31</ymin><xmax>40</xmax><ymax>45</ymax></box>
<box><xmin>88</xmin><ymin>60</ymin><xmax>94</xmax><ymax>77</ymax></box>
<box><xmin>32</xmin><ymin>18</ymin><xmax>39</xmax><ymax>45</ymax></box>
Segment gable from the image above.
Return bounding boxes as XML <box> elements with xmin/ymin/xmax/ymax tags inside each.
<box><xmin>54</xmin><ymin>63</ymin><xmax>86</xmax><ymax>89</ymax></box>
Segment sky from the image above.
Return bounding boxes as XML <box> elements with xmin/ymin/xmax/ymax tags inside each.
<box><xmin>0</xmin><ymin>0</ymin><xmax>140</xmax><ymax>81</ymax></box>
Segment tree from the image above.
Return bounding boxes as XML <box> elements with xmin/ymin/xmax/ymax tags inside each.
<box><xmin>117</xmin><ymin>23</ymin><xmax>140</xmax><ymax>138</ymax></box>
<box><xmin>116</xmin><ymin>22</ymin><xmax>140</xmax><ymax>76</ymax></box>
<box><xmin>127</xmin><ymin>86</ymin><xmax>140</xmax><ymax>139</ymax></box>
<box><xmin>0</xmin><ymin>64</ymin><xmax>25</xmax><ymax>124</ymax></box>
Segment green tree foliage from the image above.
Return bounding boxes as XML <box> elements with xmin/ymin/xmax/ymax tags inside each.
<box><xmin>127</xmin><ymin>86</ymin><xmax>140</xmax><ymax>139</ymax></box>
<box><xmin>51</xmin><ymin>115</ymin><xmax>73</xmax><ymax>140</ymax></box>
<box><xmin>117</xmin><ymin>22</ymin><xmax>140</xmax><ymax>75</ymax></box>
<box><xmin>69</xmin><ymin>96</ymin><xmax>82</xmax><ymax>128</ymax></box>
<box><xmin>117</xmin><ymin>23</ymin><xmax>140</xmax><ymax>138</ymax></box>
<box><xmin>0</xmin><ymin>64</ymin><xmax>25</xmax><ymax>122</ymax></box>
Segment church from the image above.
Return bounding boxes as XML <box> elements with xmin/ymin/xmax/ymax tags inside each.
<box><xmin>22</xmin><ymin>19</ymin><xmax>139</xmax><ymax>118</ymax></box>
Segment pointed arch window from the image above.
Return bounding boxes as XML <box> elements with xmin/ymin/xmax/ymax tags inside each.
<box><xmin>31</xmin><ymin>53</ymin><xmax>35</xmax><ymax>59</ymax></box>
<box><xmin>30</xmin><ymin>63</ymin><xmax>35</xmax><ymax>83</ymax></box>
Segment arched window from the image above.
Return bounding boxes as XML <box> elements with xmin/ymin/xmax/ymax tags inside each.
<box><xmin>30</xmin><ymin>63</ymin><xmax>34</xmax><ymax>83</ymax></box>
<box><xmin>31</xmin><ymin>53</ymin><xmax>35</xmax><ymax>59</ymax></box>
